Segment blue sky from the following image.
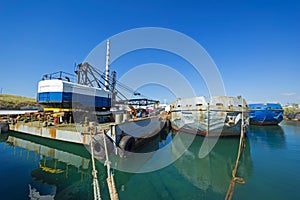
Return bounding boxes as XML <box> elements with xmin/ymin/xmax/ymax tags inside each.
<box><xmin>0</xmin><ymin>0</ymin><xmax>299</xmax><ymax>104</ymax></box>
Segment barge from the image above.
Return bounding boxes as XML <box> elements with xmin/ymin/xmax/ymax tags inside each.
<box><xmin>170</xmin><ymin>96</ymin><xmax>248</xmax><ymax>136</ymax></box>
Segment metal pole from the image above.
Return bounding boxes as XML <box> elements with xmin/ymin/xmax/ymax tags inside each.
<box><xmin>105</xmin><ymin>40</ymin><xmax>110</xmax><ymax>90</ymax></box>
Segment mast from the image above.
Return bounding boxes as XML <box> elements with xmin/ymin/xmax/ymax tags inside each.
<box><xmin>105</xmin><ymin>40</ymin><xmax>110</xmax><ymax>90</ymax></box>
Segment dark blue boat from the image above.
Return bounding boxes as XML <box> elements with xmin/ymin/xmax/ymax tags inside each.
<box><xmin>249</xmin><ymin>103</ymin><xmax>283</xmax><ymax>125</ymax></box>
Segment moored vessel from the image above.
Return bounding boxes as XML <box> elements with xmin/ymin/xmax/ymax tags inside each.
<box><xmin>170</xmin><ymin>96</ymin><xmax>248</xmax><ymax>136</ymax></box>
<box><xmin>249</xmin><ymin>103</ymin><xmax>283</xmax><ymax>125</ymax></box>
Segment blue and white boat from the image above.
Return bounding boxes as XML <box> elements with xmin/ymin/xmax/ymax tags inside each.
<box><xmin>37</xmin><ymin>72</ymin><xmax>112</xmax><ymax>111</ymax></box>
<box><xmin>249</xmin><ymin>103</ymin><xmax>283</xmax><ymax>125</ymax></box>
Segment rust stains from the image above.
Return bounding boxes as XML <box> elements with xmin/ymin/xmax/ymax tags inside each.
<box><xmin>83</xmin><ymin>134</ymin><xmax>86</xmax><ymax>145</ymax></box>
<box><xmin>48</xmin><ymin>148</ymin><xmax>55</xmax><ymax>158</ymax></box>
<box><xmin>49</xmin><ymin>128</ymin><xmax>56</xmax><ymax>139</ymax></box>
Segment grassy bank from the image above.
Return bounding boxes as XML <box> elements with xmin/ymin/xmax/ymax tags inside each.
<box><xmin>0</xmin><ymin>94</ymin><xmax>39</xmax><ymax>110</ymax></box>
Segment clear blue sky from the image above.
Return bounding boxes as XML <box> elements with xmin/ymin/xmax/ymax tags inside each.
<box><xmin>0</xmin><ymin>0</ymin><xmax>299</xmax><ymax>104</ymax></box>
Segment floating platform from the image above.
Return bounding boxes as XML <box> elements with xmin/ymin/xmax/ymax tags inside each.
<box><xmin>8</xmin><ymin>122</ymin><xmax>109</xmax><ymax>145</ymax></box>
<box><xmin>8</xmin><ymin>115</ymin><xmax>167</xmax><ymax>151</ymax></box>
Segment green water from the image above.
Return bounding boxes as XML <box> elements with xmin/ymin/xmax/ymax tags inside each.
<box><xmin>0</xmin><ymin>120</ymin><xmax>299</xmax><ymax>199</ymax></box>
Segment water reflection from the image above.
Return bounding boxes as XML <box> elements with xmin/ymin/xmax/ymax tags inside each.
<box><xmin>247</xmin><ymin>125</ymin><xmax>286</xmax><ymax>149</ymax></box>
<box><xmin>1</xmin><ymin>122</ymin><xmax>299</xmax><ymax>199</ymax></box>
<box><xmin>172</xmin><ymin>131</ymin><xmax>253</xmax><ymax>194</ymax></box>
<box><xmin>0</xmin><ymin>128</ymin><xmax>172</xmax><ymax>199</ymax></box>
<box><xmin>3</xmin><ymin>132</ymin><xmax>96</xmax><ymax>199</ymax></box>
<box><xmin>0</xmin><ymin>133</ymin><xmax>9</xmax><ymax>142</ymax></box>
<box><xmin>1</xmin><ymin>129</ymin><xmax>253</xmax><ymax>199</ymax></box>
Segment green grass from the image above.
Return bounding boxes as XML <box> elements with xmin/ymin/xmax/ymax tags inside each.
<box><xmin>0</xmin><ymin>94</ymin><xmax>38</xmax><ymax>109</ymax></box>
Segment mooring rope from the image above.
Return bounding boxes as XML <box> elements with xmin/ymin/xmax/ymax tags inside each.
<box><xmin>225</xmin><ymin>101</ymin><xmax>246</xmax><ymax>200</ymax></box>
<box><xmin>103</xmin><ymin>128</ymin><xmax>119</xmax><ymax>200</ymax></box>
<box><xmin>90</xmin><ymin>128</ymin><xmax>102</xmax><ymax>200</ymax></box>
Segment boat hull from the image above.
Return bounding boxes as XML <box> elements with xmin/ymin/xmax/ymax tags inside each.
<box><xmin>171</xmin><ymin>110</ymin><xmax>244</xmax><ymax>137</ymax></box>
<box><xmin>99</xmin><ymin>115</ymin><xmax>167</xmax><ymax>156</ymax></box>
<box><xmin>249</xmin><ymin>103</ymin><xmax>283</xmax><ymax>125</ymax></box>
<box><xmin>37</xmin><ymin>79</ymin><xmax>112</xmax><ymax>109</ymax></box>
<box><xmin>170</xmin><ymin>96</ymin><xmax>248</xmax><ymax>137</ymax></box>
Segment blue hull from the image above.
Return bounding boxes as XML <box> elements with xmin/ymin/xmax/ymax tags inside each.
<box><xmin>37</xmin><ymin>79</ymin><xmax>112</xmax><ymax>109</ymax></box>
<box><xmin>249</xmin><ymin>103</ymin><xmax>283</xmax><ymax>125</ymax></box>
<box><xmin>38</xmin><ymin>92</ymin><xmax>111</xmax><ymax>107</ymax></box>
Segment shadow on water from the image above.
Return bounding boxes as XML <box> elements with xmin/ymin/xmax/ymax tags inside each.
<box><xmin>172</xmin><ymin>131</ymin><xmax>253</xmax><ymax>195</ymax></box>
<box><xmin>246</xmin><ymin>125</ymin><xmax>286</xmax><ymax>149</ymax></box>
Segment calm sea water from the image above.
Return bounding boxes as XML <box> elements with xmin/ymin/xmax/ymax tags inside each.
<box><xmin>0</xmin><ymin>120</ymin><xmax>299</xmax><ymax>200</ymax></box>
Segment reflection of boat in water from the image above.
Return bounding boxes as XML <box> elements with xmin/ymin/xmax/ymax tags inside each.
<box><xmin>0</xmin><ymin>121</ymin><xmax>9</xmax><ymax>133</ymax></box>
<box><xmin>170</xmin><ymin>96</ymin><xmax>248</xmax><ymax>136</ymax></box>
<box><xmin>247</xmin><ymin>125</ymin><xmax>286</xmax><ymax>149</ymax></box>
<box><xmin>30</xmin><ymin>158</ymin><xmax>94</xmax><ymax>200</ymax></box>
<box><xmin>281</xmin><ymin>119</ymin><xmax>300</xmax><ymax>126</ymax></box>
<box><xmin>4</xmin><ymin>132</ymin><xmax>96</xmax><ymax>199</ymax></box>
<box><xmin>29</xmin><ymin>182</ymin><xmax>56</xmax><ymax>200</ymax></box>
<box><xmin>92</xmin><ymin>125</ymin><xmax>171</xmax><ymax>173</ymax></box>
<box><xmin>171</xmin><ymin>130</ymin><xmax>253</xmax><ymax>194</ymax></box>
<box><xmin>3</xmin><ymin>131</ymin><xmax>143</xmax><ymax>199</ymax></box>
<box><xmin>0</xmin><ymin>132</ymin><xmax>9</xmax><ymax>142</ymax></box>
<box><xmin>249</xmin><ymin>103</ymin><xmax>283</xmax><ymax>125</ymax></box>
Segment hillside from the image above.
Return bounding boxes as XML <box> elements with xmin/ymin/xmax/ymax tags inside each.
<box><xmin>0</xmin><ymin>94</ymin><xmax>40</xmax><ymax>110</ymax></box>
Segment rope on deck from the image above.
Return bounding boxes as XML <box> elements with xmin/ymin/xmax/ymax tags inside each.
<box><xmin>90</xmin><ymin>129</ymin><xmax>102</xmax><ymax>200</ymax></box>
<box><xmin>225</xmin><ymin>104</ymin><xmax>246</xmax><ymax>200</ymax></box>
<box><xmin>103</xmin><ymin>129</ymin><xmax>119</xmax><ymax>200</ymax></box>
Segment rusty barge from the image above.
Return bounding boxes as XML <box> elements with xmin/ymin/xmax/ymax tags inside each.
<box><xmin>170</xmin><ymin>96</ymin><xmax>248</xmax><ymax>136</ymax></box>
